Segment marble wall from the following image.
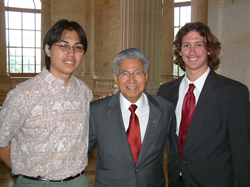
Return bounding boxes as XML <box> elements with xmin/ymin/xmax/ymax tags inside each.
<box><xmin>0</xmin><ymin>0</ymin><xmax>249</xmax><ymax>105</ymax></box>
<box><xmin>208</xmin><ymin>0</ymin><xmax>250</xmax><ymax>90</ymax></box>
<box><xmin>94</xmin><ymin>0</ymin><xmax>121</xmax><ymax>79</ymax></box>
<box><xmin>43</xmin><ymin>0</ymin><xmax>165</xmax><ymax>94</ymax></box>
<box><xmin>40</xmin><ymin>0</ymin><xmax>122</xmax><ymax>92</ymax></box>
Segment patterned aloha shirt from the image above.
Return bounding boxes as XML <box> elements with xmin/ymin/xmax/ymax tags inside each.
<box><xmin>0</xmin><ymin>67</ymin><xmax>93</xmax><ymax>180</ymax></box>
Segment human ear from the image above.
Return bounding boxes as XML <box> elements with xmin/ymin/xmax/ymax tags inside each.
<box><xmin>113</xmin><ymin>73</ymin><xmax>119</xmax><ymax>86</ymax></box>
<box><xmin>45</xmin><ymin>44</ymin><xmax>51</xmax><ymax>57</ymax></box>
<box><xmin>145</xmin><ymin>72</ymin><xmax>148</xmax><ymax>81</ymax></box>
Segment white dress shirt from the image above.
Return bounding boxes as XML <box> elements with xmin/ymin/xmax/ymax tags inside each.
<box><xmin>175</xmin><ymin>67</ymin><xmax>210</xmax><ymax>136</ymax></box>
<box><xmin>120</xmin><ymin>92</ymin><xmax>149</xmax><ymax>143</ymax></box>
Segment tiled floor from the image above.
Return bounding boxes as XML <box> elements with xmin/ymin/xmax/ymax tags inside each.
<box><xmin>0</xmin><ymin>147</ymin><xmax>168</xmax><ymax>187</ymax></box>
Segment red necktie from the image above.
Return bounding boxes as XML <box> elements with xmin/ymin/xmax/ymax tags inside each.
<box><xmin>127</xmin><ymin>104</ymin><xmax>141</xmax><ymax>164</ymax></box>
<box><xmin>178</xmin><ymin>84</ymin><xmax>196</xmax><ymax>157</ymax></box>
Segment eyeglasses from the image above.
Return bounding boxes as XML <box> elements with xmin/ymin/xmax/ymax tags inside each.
<box><xmin>54</xmin><ymin>43</ymin><xmax>84</xmax><ymax>53</ymax></box>
<box><xmin>117</xmin><ymin>69</ymin><xmax>145</xmax><ymax>80</ymax></box>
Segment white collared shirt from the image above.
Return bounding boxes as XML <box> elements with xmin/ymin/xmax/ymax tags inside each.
<box><xmin>120</xmin><ymin>92</ymin><xmax>149</xmax><ymax>143</ymax></box>
<box><xmin>175</xmin><ymin>67</ymin><xmax>210</xmax><ymax>136</ymax></box>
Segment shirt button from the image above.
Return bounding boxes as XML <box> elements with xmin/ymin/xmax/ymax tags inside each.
<box><xmin>135</xmin><ymin>169</ymin><xmax>139</xmax><ymax>173</ymax></box>
<box><xmin>180</xmin><ymin>160</ymin><xmax>186</xmax><ymax>164</ymax></box>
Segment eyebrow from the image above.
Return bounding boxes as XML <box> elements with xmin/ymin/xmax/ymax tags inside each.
<box><xmin>182</xmin><ymin>41</ymin><xmax>204</xmax><ymax>45</ymax></box>
<box><xmin>119</xmin><ymin>68</ymin><xmax>143</xmax><ymax>73</ymax></box>
<box><xmin>57</xmin><ymin>40</ymin><xmax>82</xmax><ymax>45</ymax></box>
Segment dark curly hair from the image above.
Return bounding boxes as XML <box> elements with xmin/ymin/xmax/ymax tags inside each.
<box><xmin>173</xmin><ymin>21</ymin><xmax>221</xmax><ymax>71</ymax></box>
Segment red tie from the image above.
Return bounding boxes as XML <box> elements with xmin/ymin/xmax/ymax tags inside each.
<box><xmin>127</xmin><ymin>104</ymin><xmax>141</xmax><ymax>164</ymax></box>
<box><xmin>178</xmin><ymin>84</ymin><xmax>196</xmax><ymax>157</ymax></box>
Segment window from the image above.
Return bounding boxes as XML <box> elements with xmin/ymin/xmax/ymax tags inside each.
<box><xmin>173</xmin><ymin>0</ymin><xmax>191</xmax><ymax>78</ymax></box>
<box><xmin>5</xmin><ymin>0</ymin><xmax>41</xmax><ymax>77</ymax></box>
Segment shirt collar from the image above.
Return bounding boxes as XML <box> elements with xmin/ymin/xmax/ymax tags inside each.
<box><xmin>184</xmin><ymin>67</ymin><xmax>210</xmax><ymax>92</ymax></box>
<box><xmin>120</xmin><ymin>92</ymin><xmax>148</xmax><ymax>114</ymax></box>
<box><xmin>41</xmin><ymin>67</ymin><xmax>74</xmax><ymax>87</ymax></box>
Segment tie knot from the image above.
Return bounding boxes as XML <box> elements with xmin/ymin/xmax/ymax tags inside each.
<box><xmin>188</xmin><ymin>84</ymin><xmax>195</xmax><ymax>92</ymax></box>
<box><xmin>129</xmin><ymin>104</ymin><xmax>137</xmax><ymax>113</ymax></box>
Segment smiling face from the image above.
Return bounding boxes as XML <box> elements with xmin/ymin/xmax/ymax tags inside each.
<box><xmin>180</xmin><ymin>31</ymin><xmax>209</xmax><ymax>80</ymax></box>
<box><xmin>45</xmin><ymin>30</ymin><xmax>84</xmax><ymax>84</ymax></box>
<box><xmin>113</xmin><ymin>59</ymin><xmax>148</xmax><ymax>103</ymax></box>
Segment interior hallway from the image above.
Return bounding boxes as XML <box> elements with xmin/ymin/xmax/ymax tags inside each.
<box><xmin>0</xmin><ymin>148</ymin><xmax>169</xmax><ymax>187</ymax></box>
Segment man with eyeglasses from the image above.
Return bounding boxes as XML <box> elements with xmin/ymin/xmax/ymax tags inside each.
<box><xmin>88</xmin><ymin>48</ymin><xmax>175</xmax><ymax>187</ymax></box>
<box><xmin>0</xmin><ymin>19</ymin><xmax>93</xmax><ymax>187</ymax></box>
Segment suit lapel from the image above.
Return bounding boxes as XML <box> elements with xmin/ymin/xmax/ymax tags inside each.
<box><xmin>136</xmin><ymin>93</ymin><xmax>161</xmax><ymax>166</ymax></box>
<box><xmin>107</xmin><ymin>92</ymin><xmax>135</xmax><ymax>165</ymax></box>
<box><xmin>170</xmin><ymin>78</ymin><xmax>183</xmax><ymax>154</ymax></box>
<box><xmin>181</xmin><ymin>70</ymin><xmax>220</xmax><ymax>156</ymax></box>
<box><xmin>170</xmin><ymin>78</ymin><xmax>182</xmax><ymax>108</ymax></box>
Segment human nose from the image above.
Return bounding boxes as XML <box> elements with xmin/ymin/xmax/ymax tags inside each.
<box><xmin>190</xmin><ymin>46</ymin><xmax>196</xmax><ymax>54</ymax></box>
<box><xmin>127</xmin><ymin>73</ymin><xmax>136</xmax><ymax>82</ymax></box>
<box><xmin>67</xmin><ymin>46</ymin><xmax>75</xmax><ymax>56</ymax></box>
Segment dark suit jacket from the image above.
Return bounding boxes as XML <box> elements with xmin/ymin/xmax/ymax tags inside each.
<box><xmin>157</xmin><ymin>70</ymin><xmax>250</xmax><ymax>187</ymax></box>
<box><xmin>88</xmin><ymin>91</ymin><xmax>175</xmax><ymax>187</ymax></box>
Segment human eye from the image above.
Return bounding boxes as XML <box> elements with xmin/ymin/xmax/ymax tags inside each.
<box><xmin>134</xmin><ymin>70</ymin><xmax>143</xmax><ymax>78</ymax></box>
<box><xmin>182</xmin><ymin>44</ymin><xmax>190</xmax><ymax>48</ymax></box>
<box><xmin>59</xmin><ymin>43</ymin><xmax>69</xmax><ymax>49</ymax></box>
<box><xmin>74</xmin><ymin>45</ymin><xmax>84</xmax><ymax>52</ymax></box>
<box><xmin>197</xmin><ymin>43</ymin><xmax>203</xmax><ymax>47</ymax></box>
<box><xmin>118</xmin><ymin>71</ymin><xmax>129</xmax><ymax>78</ymax></box>
<box><xmin>121</xmin><ymin>71</ymin><xmax>129</xmax><ymax>76</ymax></box>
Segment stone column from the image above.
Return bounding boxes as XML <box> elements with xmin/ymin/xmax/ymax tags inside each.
<box><xmin>191</xmin><ymin>0</ymin><xmax>208</xmax><ymax>24</ymax></box>
<box><xmin>0</xmin><ymin>0</ymin><xmax>11</xmax><ymax>105</ymax></box>
<box><xmin>79</xmin><ymin>0</ymin><xmax>96</xmax><ymax>90</ymax></box>
<box><xmin>161</xmin><ymin>0</ymin><xmax>175</xmax><ymax>84</ymax></box>
<box><xmin>0</xmin><ymin>0</ymin><xmax>8</xmax><ymax>77</ymax></box>
<box><xmin>41</xmin><ymin>0</ymin><xmax>51</xmax><ymax>69</ymax></box>
<box><xmin>121</xmin><ymin>0</ymin><xmax>162</xmax><ymax>94</ymax></box>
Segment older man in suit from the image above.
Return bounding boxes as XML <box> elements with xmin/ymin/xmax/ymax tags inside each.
<box><xmin>157</xmin><ymin>21</ymin><xmax>250</xmax><ymax>187</ymax></box>
<box><xmin>88</xmin><ymin>48</ymin><xmax>175</xmax><ymax>187</ymax></box>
